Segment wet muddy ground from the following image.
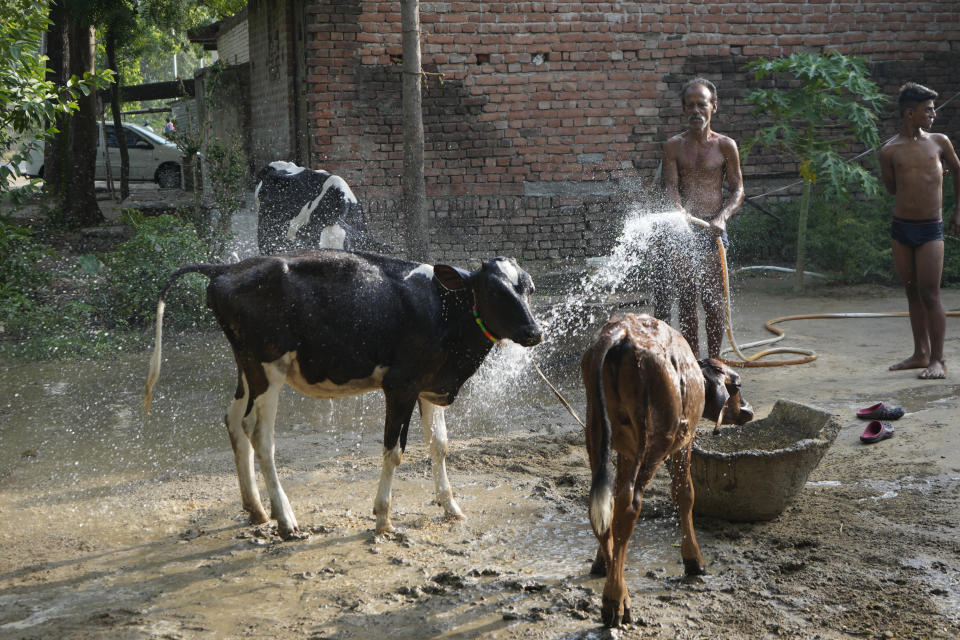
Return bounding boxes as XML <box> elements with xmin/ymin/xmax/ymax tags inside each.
<box><xmin>2</xmin><ymin>273</ymin><xmax>960</xmax><ymax>639</ymax></box>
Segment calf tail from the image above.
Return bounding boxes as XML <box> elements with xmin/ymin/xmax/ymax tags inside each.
<box><xmin>587</xmin><ymin>345</ymin><xmax>615</xmax><ymax>538</ymax></box>
<box><xmin>143</xmin><ymin>298</ymin><xmax>166</xmax><ymax>418</ymax></box>
<box><xmin>143</xmin><ymin>263</ymin><xmax>224</xmax><ymax>418</ymax></box>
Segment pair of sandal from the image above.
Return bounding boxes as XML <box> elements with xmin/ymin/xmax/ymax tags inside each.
<box><xmin>856</xmin><ymin>402</ymin><xmax>903</xmax><ymax>444</ymax></box>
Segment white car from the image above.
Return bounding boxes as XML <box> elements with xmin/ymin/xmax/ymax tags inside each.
<box><xmin>17</xmin><ymin>121</ymin><xmax>184</xmax><ymax>188</ymax></box>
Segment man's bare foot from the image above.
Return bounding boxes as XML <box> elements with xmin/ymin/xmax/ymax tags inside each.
<box><xmin>889</xmin><ymin>355</ymin><xmax>929</xmax><ymax>371</ymax></box>
<box><xmin>919</xmin><ymin>360</ymin><xmax>946</xmax><ymax>380</ymax></box>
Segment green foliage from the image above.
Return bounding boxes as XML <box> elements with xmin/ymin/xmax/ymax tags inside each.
<box><xmin>0</xmin><ymin>1</ymin><xmax>60</xmax><ymax>133</ymax></box>
<box><xmin>730</xmin><ymin>190</ymin><xmax>960</xmax><ymax>287</ymax></box>
<box><xmin>0</xmin><ymin>216</ymin><xmax>54</xmax><ymax>298</ymax></box>
<box><xmin>94</xmin><ymin>211</ymin><xmax>213</xmax><ymax>329</ymax></box>
<box><xmin>0</xmin><ymin>298</ymin><xmax>127</xmax><ymax>360</ymax></box>
<box><xmin>0</xmin><ymin>180</ymin><xmax>44</xmax><ymax>206</ymax></box>
<box><xmin>101</xmin><ymin>17</ymin><xmax>204</xmax><ymax>92</ymax></box>
<box><xmin>139</xmin><ymin>0</ymin><xmax>247</xmax><ymax>28</ymax></box>
<box><xmin>743</xmin><ymin>51</ymin><xmax>887</xmax><ymax>289</ymax></box>
<box><xmin>167</xmin><ymin>61</ymin><xmax>245</xmax><ymax>259</ymax></box>
<box><xmin>169</xmin><ymin>139</ymin><xmax>245</xmax><ymax>260</ymax></box>
<box><xmin>0</xmin><ymin>0</ymin><xmax>112</xmax><ymax>191</ymax></box>
<box><xmin>0</xmin><ymin>216</ymin><xmax>117</xmax><ymax>359</ymax></box>
<box><xmin>0</xmin><ymin>211</ymin><xmax>216</xmax><ymax>360</ymax></box>
<box><xmin>729</xmin><ymin>195</ymin><xmax>892</xmax><ymax>283</ymax></box>
<box><xmin>744</xmin><ymin>51</ymin><xmax>886</xmax><ymax>198</ymax></box>
<box><xmin>106</xmin><ymin>0</ymin><xmax>246</xmax><ymax>88</ymax></box>
<box><xmin>202</xmin><ymin>138</ymin><xmax>247</xmax><ymax>255</ymax></box>
<box><xmin>0</xmin><ymin>216</ymin><xmax>55</xmax><ymax>354</ymax></box>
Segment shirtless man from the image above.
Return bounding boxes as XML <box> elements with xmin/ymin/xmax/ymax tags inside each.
<box><xmin>878</xmin><ymin>82</ymin><xmax>960</xmax><ymax>380</ymax></box>
<box><xmin>659</xmin><ymin>78</ymin><xmax>745</xmax><ymax>359</ymax></box>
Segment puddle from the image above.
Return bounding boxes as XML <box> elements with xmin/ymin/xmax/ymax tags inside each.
<box><xmin>0</xmin><ymin>337</ymin><xmax>236</xmax><ymax>488</ymax></box>
<box><xmin>891</xmin><ymin>384</ymin><xmax>960</xmax><ymax>413</ymax></box>
<box><xmin>901</xmin><ymin>554</ymin><xmax>960</xmax><ymax>618</ymax></box>
<box><xmin>854</xmin><ymin>475</ymin><xmax>960</xmax><ymax>503</ymax></box>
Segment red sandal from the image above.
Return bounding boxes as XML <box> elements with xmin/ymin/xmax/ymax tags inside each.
<box><xmin>860</xmin><ymin>420</ymin><xmax>894</xmax><ymax>444</ymax></box>
<box><xmin>856</xmin><ymin>402</ymin><xmax>904</xmax><ymax>421</ymax></box>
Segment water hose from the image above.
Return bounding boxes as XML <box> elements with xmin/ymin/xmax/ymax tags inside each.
<box><xmin>714</xmin><ymin>236</ymin><xmax>819</xmax><ymax>367</ymax></box>
<box><xmin>734</xmin><ymin>265</ymin><xmax>828</xmax><ymax>280</ymax></box>
<box><xmin>689</xmin><ymin>216</ymin><xmax>960</xmax><ymax>367</ymax></box>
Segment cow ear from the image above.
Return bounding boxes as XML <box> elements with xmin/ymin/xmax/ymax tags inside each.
<box><xmin>433</xmin><ymin>264</ymin><xmax>467</xmax><ymax>292</ymax></box>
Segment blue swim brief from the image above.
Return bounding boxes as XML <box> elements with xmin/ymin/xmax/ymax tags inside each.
<box><xmin>890</xmin><ymin>217</ymin><xmax>944</xmax><ymax>248</ymax></box>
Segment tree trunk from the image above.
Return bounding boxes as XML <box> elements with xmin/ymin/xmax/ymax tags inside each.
<box><xmin>401</xmin><ymin>0</ymin><xmax>428</xmax><ymax>261</ymax></box>
<box><xmin>106</xmin><ymin>30</ymin><xmax>130</xmax><ymax>200</ymax></box>
<box><xmin>64</xmin><ymin>19</ymin><xmax>104</xmax><ymax>227</ymax></box>
<box><xmin>794</xmin><ymin>178</ymin><xmax>812</xmax><ymax>292</ymax></box>
<box><xmin>43</xmin><ymin>0</ymin><xmax>69</xmax><ymax>199</ymax></box>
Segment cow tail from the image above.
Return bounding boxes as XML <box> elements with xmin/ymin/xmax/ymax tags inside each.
<box><xmin>587</xmin><ymin>343</ymin><xmax>614</xmax><ymax>538</ymax></box>
<box><xmin>144</xmin><ymin>263</ymin><xmax>224</xmax><ymax>418</ymax></box>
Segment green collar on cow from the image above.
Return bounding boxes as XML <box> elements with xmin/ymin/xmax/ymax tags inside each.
<box><xmin>471</xmin><ymin>293</ymin><xmax>499</xmax><ymax>343</ymax></box>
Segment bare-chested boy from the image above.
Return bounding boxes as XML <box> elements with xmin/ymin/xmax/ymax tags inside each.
<box><xmin>658</xmin><ymin>78</ymin><xmax>745</xmax><ymax>359</ymax></box>
<box><xmin>878</xmin><ymin>82</ymin><xmax>960</xmax><ymax>380</ymax></box>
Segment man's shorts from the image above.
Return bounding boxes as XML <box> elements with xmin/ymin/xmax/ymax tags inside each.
<box><xmin>694</xmin><ymin>228</ymin><xmax>730</xmax><ymax>253</ymax></box>
<box><xmin>890</xmin><ymin>217</ymin><xmax>944</xmax><ymax>248</ymax></box>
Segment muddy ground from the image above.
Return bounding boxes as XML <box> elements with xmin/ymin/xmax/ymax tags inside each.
<box><xmin>2</xmin><ymin>276</ymin><xmax>959</xmax><ymax>640</ymax></box>
<box><xmin>1</xmin><ymin>191</ymin><xmax>959</xmax><ymax>639</ymax></box>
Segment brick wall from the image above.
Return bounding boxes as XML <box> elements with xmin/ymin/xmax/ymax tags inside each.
<box><xmin>217</xmin><ymin>19</ymin><xmax>249</xmax><ymax>66</ymax></box>
<box><xmin>195</xmin><ymin>63</ymin><xmax>254</xmax><ymax>182</ymax></box>
<box><xmin>248</xmin><ymin>0</ymin><xmax>297</xmax><ymax>172</ymax></box>
<box><xmin>300</xmin><ymin>1</ymin><xmax>960</xmax><ymax>264</ymax></box>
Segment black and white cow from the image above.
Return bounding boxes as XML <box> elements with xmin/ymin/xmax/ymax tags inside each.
<box><xmin>255</xmin><ymin>161</ymin><xmax>378</xmax><ymax>254</ymax></box>
<box><xmin>144</xmin><ymin>251</ymin><xmax>543</xmax><ymax>539</ymax></box>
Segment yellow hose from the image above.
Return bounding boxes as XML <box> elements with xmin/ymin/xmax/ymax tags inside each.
<box><xmin>714</xmin><ymin>236</ymin><xmax>818</xmax><ymax>367</ymax></box>
<box><xmin>688</xmin><ymin>216</ymin><xmax>960</xmax><ymax>368</ymax></box>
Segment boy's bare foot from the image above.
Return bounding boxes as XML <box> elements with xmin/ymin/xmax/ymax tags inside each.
<box><xmin>918</xmin><ymin>360</ymin><xmax>946</xmax><ymax>380</ymax></box>
<box><xmin>889</xmin><ymin>355</ymin><xmax>929</xmax><ymax>371</ymax></box>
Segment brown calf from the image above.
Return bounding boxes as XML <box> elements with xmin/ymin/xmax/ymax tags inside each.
<box><xmin>581</xmin><ymin>314</ymin><xmax>752</xmax><ymax>628</ymax></box>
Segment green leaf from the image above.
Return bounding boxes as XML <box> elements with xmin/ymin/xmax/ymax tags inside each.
<box><xmin>742</xmin><ymin>51</ymin><xmax>885</xmax><ymax>196</ymax></box>
<box><xmin>78</xmin><ymin>254</ymin><xmax>102</xmax><ymax>276</ymax></box>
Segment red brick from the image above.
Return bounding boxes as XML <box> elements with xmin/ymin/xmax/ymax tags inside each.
<box><xmin>239</xmin><ymin>1</ymin><xmax>958</xmax><ymax>261</ymax></box>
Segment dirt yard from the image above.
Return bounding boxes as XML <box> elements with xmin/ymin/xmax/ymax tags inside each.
<box><xmin>2</xmin><ymin>258</ymin><xmax>960</xmax><ymax>639</ymax></box>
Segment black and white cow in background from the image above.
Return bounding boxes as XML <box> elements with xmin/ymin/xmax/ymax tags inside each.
<box><xmin>255</xmin><ymin>161</ymin><xmax>380</xmax><ymax>254</ymax></box>
<box><xmin>145</xmin><ymin>250</ymin><xmax>543</xmax><ymax>539</ymax></box>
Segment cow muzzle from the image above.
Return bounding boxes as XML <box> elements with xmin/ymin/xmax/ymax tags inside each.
<box><xmin>514</xmin><ymin>326</ymin><xmax>545</xmax><ymax>347</ymax></box>
<box><xmin>722</xmin><ymin>393</ymin><xmax>754</xmax><ymax>426</ymax></box>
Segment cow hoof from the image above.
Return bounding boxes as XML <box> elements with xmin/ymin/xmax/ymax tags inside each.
<box><xmin>438</xmin><ymin>496</ymin><xmax>465</xmax><ymax>521</ymax></box>
<box><xmin>375</xmin><ymin>521</ymin><xmax>395</xmax><ymax>535</ymax></box>
<box><xmin>278</xmin><ymin>525</ymin><xmax>307</xmax><ymax>541</ymax></box>
<box><xmin>282</xmin><ymin>530</ymin><xmax>310</xmax><ymax>541</ymax></box>
<box><xmin>683</xmin><ymin>558</ymin><xmax>707</xmax><ymax>576</ymax></box>
<box><xmin>589</xmin><ymin>553</ymin><xmax>607</xmax><ymax>577</ymax></box>
<box><xmin>441</xmin><ymin>504</ymin><xmax>467</xmax><ymax>520</ymax></box>
<box><xmin>245</xmin><ymin>509</ymin><xmax>270</xmax><ymax>525</ymax></box>
<box><xmin>600</xmin><ymin>595</ymin><xmax>627</xmax><ymax>628</ymax></box>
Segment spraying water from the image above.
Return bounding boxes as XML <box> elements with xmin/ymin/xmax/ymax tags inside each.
<box><xmin>455</xmin><ymin>208</ymin><xmax>706</xmax><ymax>429</ymax></box>
<box><xmin>539</xmin><ymin>207</ymin><xmax>695</xmax><ymax>343</ymax></box>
